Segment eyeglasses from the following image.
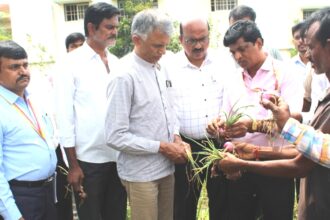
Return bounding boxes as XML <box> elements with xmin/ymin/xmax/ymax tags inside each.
<box><xmin>184</xmin><ymin>35</ymin><xmax>209</xmax><ymax>46</ymax></box>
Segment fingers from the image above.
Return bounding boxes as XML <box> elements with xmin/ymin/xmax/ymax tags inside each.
<box><xmin>260</xmin><ymin>98</ymin><xmax>277</xmax><ymax>111</ymax></box>
<box><xmin>206</xmin><ymin>117</ymin><xmax>221</xmax><ymax>135</ymax></box>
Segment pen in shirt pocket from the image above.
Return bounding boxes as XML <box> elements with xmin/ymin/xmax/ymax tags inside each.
<box><xmin>166</xmin><ymin>80</ymin><xmax>172</xmax><ymax>88</ymax></box>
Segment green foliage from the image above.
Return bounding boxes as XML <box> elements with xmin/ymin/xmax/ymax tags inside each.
<box><xmin>110</xmin><ymin>0</ymin><xmax>182</xmax><ymax>58</ymax></box>
<box><xmin>0</xmin><ymin>11</ymin><xmax>12</xmax><ymax>40</ymax></box>
<box><xmin>289</xmin><ymin>48</ymin><xmax>298</xmax><ymax>58</ymax></box>
<box><xmin>167</xmin><ymin>21</ymin><xmax>182</xmax><ymax>53</ymax></box>
<box><xmin>110</xmin><ymin>0</ymin><xmax>153</xmax><ymax>58</ymax></box>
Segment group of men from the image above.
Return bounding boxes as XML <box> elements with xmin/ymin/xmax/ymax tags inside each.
<box><xmin>0</xmin><ymin>2</ymin><xmax>330</xmax><ymax>220</ymax></box>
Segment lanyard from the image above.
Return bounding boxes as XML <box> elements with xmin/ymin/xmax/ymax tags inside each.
<box><xmin>0</xmin><ymin>94</ymin><xmax>46</xmax><ymax>141</ymax></box>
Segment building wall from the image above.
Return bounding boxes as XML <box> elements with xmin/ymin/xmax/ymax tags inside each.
<box><xmin>6</xmin><ymin>0</ymin><xmax>330</xmax><ymax>63</ymax></box>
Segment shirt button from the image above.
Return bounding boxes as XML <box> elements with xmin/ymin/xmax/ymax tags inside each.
<box><xmin>202</xmin><ymin>84</ymin><xmax>204</xmax><ymax>86</ymax></box>
<box><xmin>204</xmin><ymin>99</ymin><xmax>207</xmax><ymax>101</ymax></box>
<box><xmin>205</xmin><ymin>115</ymin><xmax>208</xmax><ymax>118</ymax></box>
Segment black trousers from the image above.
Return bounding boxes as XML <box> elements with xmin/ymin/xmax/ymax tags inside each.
<box><xmin>55</xmin><ymin>146</ymin><xmax>73</xmax><ymax>220</ymax></box>
<box><xmin>75</xmin><ymin>160</ymin><xmax>127</xmax><ymax>220</ymax></box>
<box><xmin>0</xmin><ymin>181</ymin><xmax>57</xmax><ymax>220</ymax></box>
<box><xmin>174</xmin><ymin>136</ymin><xmax>228</xmax><ymax>220</ymax></box>
<box><xmin>226</xmin><ymin>172</ymin><xmax>294</xmax><ymax>220</ymax></box>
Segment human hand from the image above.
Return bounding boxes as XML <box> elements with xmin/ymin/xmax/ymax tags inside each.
<box><xmin>160</xmin><ymin>141</ymin><xmax>190</xmax><ymax>164</ymax></box>
<box><xmin>206</xmin><ymin>117</ymin><xmax>224</xmax><ymax>136</ymax></box>
<box><xmin>231</xmin><ymin>141</ymin><xmax>257</xmax><ymax>160</ymax></box>
<box><xmin>218</xmin><ymin>152</ymin><xmax>244</xmax><ymax>175</ymax></box>
<box><xmin>260</xmin><ymin>96</ymin><xmax>291</xmax><ymax>132</ymax></box>
<box><xmin>222</xmin><ymin>118</ymin><xmax>251</xmax><ymax>138</ymax></box>
<box><xmin>67</xmin><ymin>166</ymin><xmax>84</xmax><ymax>192</ymax></box>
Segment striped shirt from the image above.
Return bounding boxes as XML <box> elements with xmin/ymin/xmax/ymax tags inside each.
<box><xmin>282</xmin><ymin>117</ymin><xmax>330</xmax><ymax>168</ymax></box>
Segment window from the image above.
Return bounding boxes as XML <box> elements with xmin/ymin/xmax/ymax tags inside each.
<box><xmin>303</xmin><ymin>9</ymin><xmax>318</xmax><ymax>20</ymax></box>
<box><xmin>211</xmin><ymin>0</ymin><xmax>237</xmax><ymax>11</ymax></box>
<box><xmin>64</xmin><ymin>2</ymin><xmax>89</xmax><ymax>21</ymax></box>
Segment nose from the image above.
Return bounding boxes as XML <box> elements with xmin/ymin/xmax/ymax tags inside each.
<box><xmin>158</xmin><ymin>46</ymin><xmax>166</xmax><ymax>55</ymax></box>
<box><xmin>232</xmin><ymin>51</ymin><xmax>242</xmax><ymax>61</ymax></box>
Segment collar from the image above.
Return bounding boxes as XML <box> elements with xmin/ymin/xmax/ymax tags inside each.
<box><xmin>0</xmin><ymin>86</ymin><xmax>30</xmax><ymax>104</ymax></box>
<box><xmin>241</xmin><ymin>55</ymin><xmax>273</xmax><ymax>78</ymax></box>
<box><xmin>132</xmin><ymin>51</ymin><xmax>161</xmax><ymax>70</ymax></box>
<box><xmin>176</xmin><ymin>50</ymin><xmax>212</xmax><ymax>69</ymax></box>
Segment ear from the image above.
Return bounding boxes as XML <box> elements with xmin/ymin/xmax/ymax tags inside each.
<box><xmin>255</xmin><ymin>38</ymin><xmax>264</xmax><ymax>49</ymax></box>
<box><xmin>87</xmin><ymin>23</ymin><xmax>96</xmax><ymax>36</ymax></box>
<box><xmin>132</xmin><ymin>34</ymin><xmax>141</xmax><ymax>46</ymax></box>
<box><xmin>179</xmin><ymin>35</ymin><xmax>184</xmax><ymax>44</ymax></box>
<box><xmin>326</xmin><ymin>38</ymin><xmax>330</xmax><ymax>49</ymax></box>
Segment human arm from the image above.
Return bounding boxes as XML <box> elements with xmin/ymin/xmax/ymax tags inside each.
<box><xmin>228</xmin><ymin>141</ymin><xmax>298</xmax><ymax>160</ymax></box>
<box><xmin>105</xmin><ymin>75</ymin><xmax>189</xmax><ymax>163</ymax></box>
<box><xmin>53</xmin><ymin>63</ymin><xmax>84</xmax><ymax>193</ymax></box>
<box><xmin>262</xmin><ymin>96</ymin><xmax>330</xmax><ymax>167</ymax></box>
<box><xmin>219</xmin><ymin>152</ymin><xmax>315</xmax><ymax>178</ymax></box>
<box><xmin>64</xmin><ymin>147</ymin><xmax>84</xmax><ymax>192</ymax></box>
<box><xmin>0</xmin><ymin>126</ymin><xmax>23</xmax><ymax>220</ymax></box>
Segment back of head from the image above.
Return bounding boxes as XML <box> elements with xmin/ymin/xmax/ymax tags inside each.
<box><xmin>229</xmin><ymin>5</ymin><xmax>256</xmax><ymax>23</ymax></box>
<box><xmin>0</xmin><ymin>40</ymin><xmax>27</xmax><ymax>60</ymax></box>
<box><xmin>304</xmin><ymin>7</ymin><xmax>330</xmax><ymax>46</ymax></box>
<box><xmin>223</xmin><ymin>20</ymin><xmax>263</xmax><ymax>47</ymax></box>
<box><xmin>131</xmin><ymin>9</ymin><xmax>173</xmax><ymax>40</ymax></box>
<box><xmin>65</xmin><ymin>32</ymin><xmax>85</xmax><ymax>50</ymax></box>
<box><xmin>84</xmin><ymin>2</ymin><xmax>120</xmax><ymax>37</ymax></box>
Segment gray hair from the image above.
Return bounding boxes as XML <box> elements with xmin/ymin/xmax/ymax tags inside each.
<box><xmin>131</xmin><ymin>9</ymin><xmax>173</xmax><ymax>40</ymax></box>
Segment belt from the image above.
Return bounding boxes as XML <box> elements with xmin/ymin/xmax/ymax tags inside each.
<box><xmin>9</xmin><ymin>175</ymin><xmax>54</xmax><ymax>187</ymax></box>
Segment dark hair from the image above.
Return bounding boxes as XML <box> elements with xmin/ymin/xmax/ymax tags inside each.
<box><xmin>0</xmin><ymin>40</ymin><xmax>27</xmax><ymax>60</ymax></box>
<box><xmin>84</xmin><ymin>2</ymin><xmax>120</xmax><ymax>37</ymax></box>
<box><xmin>304</xmin><ymin>7</ymin><xmax>330</xmax><ymax>46</ymax></box>
<box><xmin>229</xmin><ymin>5</ymin><xmax>256</xmax><ymax>22</ymax></box>
<box><xmin>65</xmin><ymin>32</ymin><xmax>85</xmax><ymax>50</ymax></box>
<box><xmin>291</xmin><ymin>21</ymin><xmax>305</xmax><ymax>36</ymax></box>
<box><xmin>223</xmin><ymin>20</ymin><xmax>263</xmax><ymax>47</ymax></box>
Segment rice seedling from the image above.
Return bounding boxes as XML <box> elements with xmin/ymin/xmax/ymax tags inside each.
<box><xmin>57</xmin><ymin>165</ymin><xmax>87</xmax><ymax>207</ymax></box>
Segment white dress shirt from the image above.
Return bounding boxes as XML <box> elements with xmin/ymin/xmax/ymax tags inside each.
<box><xmin>167</xmin><ymin>49</ymin><xmax>225</xmax><ymax>140</ymax></box>
<box><xmin>55</xmin><ymin>43</ymin><xmax>118</xmax><ymax>163</ymax></box>
<box><xmin>105</xmin><ymin>52</ymin><xmax>179</xmax><ymax>182</ymax></box>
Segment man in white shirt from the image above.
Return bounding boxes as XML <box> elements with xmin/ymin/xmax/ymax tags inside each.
<box><xmin>105</xmin><ymin>9</ymin><xmax>190</xmax><ymax>220</ymax></box>
<box><xmin>169</xmin><ymin>16</ymin><xmax>227</xmax><ymax>220</ymax></box>
<box><xmin>54</xmin><ymin>3</ymin><xmax>126</xmax><ymax>220</ymax></box>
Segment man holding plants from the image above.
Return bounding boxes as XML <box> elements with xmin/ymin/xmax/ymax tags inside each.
<box><xmin>105</xmin><ymin>9</ymin><xmax>190</xmax><ymax>220</ymax></box>
<box><xmin>168</xmin><ymin>15</ymin><xmax>228</xmax><ymax>220</ymax></box>
<box><xmin>218</xmin><ymin>7</ymin><xmax>330</xmax><ymax>220</ymax></box>
<box><xmin>207</xmin><ymin>20</ymin><xmax>303</xmax><ymax>220</ymax></box>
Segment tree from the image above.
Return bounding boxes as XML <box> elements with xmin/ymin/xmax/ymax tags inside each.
<box><xmin>0</xmin><ymin>11</ymin><xmax>12</xmax><ymax>40</ymax></box>
<box><xmin>110</xmin><ymin>0</ymin><xmax>181</xmax><ymax>58</ymax></box>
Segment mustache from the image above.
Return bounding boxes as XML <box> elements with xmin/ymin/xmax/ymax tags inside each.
<box><xmin>16</xmin><ymin>75</ymin><xmax>30</xmax><ymax>82</ymax></box>
<box><xmin>108</xmin><ymin>35</ymin><xmax>117</xmax><ymax>40</ymax></box>
<box><xmin>192</xmin><ymin>48</ymin><xmax>203</xmax><ymax>53</ymax></box>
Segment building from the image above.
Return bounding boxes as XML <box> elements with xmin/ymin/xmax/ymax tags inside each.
<box><xmin>0</xmin><ymin>0</ymin><xmax>329</xmax><ymax>64</ymax></box>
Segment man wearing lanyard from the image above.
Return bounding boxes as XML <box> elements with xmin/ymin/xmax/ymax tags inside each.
<box><xmin>0</xmin><ymin>41</ymin><xmax>57</xmax><ymax>220</ymax></box>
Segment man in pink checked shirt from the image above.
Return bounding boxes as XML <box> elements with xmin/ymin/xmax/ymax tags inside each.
<box><xmin>215</xmin><ymin>7</ymin><xmax>330</xmax><ymax>220</ymax></box>
<box><xmin>207</xmin><ymin>20</ymin><xmax>303</xmax><ymax>220</ymax></box>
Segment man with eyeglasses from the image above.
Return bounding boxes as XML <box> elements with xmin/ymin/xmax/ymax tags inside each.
<box><xmin>168</xmin><ymin>16</ymin><xmax>227</xmax><ymax>220</ymax></box>
<box><xmin>207</xmin><ymin>20</ymin><xmax>303</xmax><ymax>220</ymax></box>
